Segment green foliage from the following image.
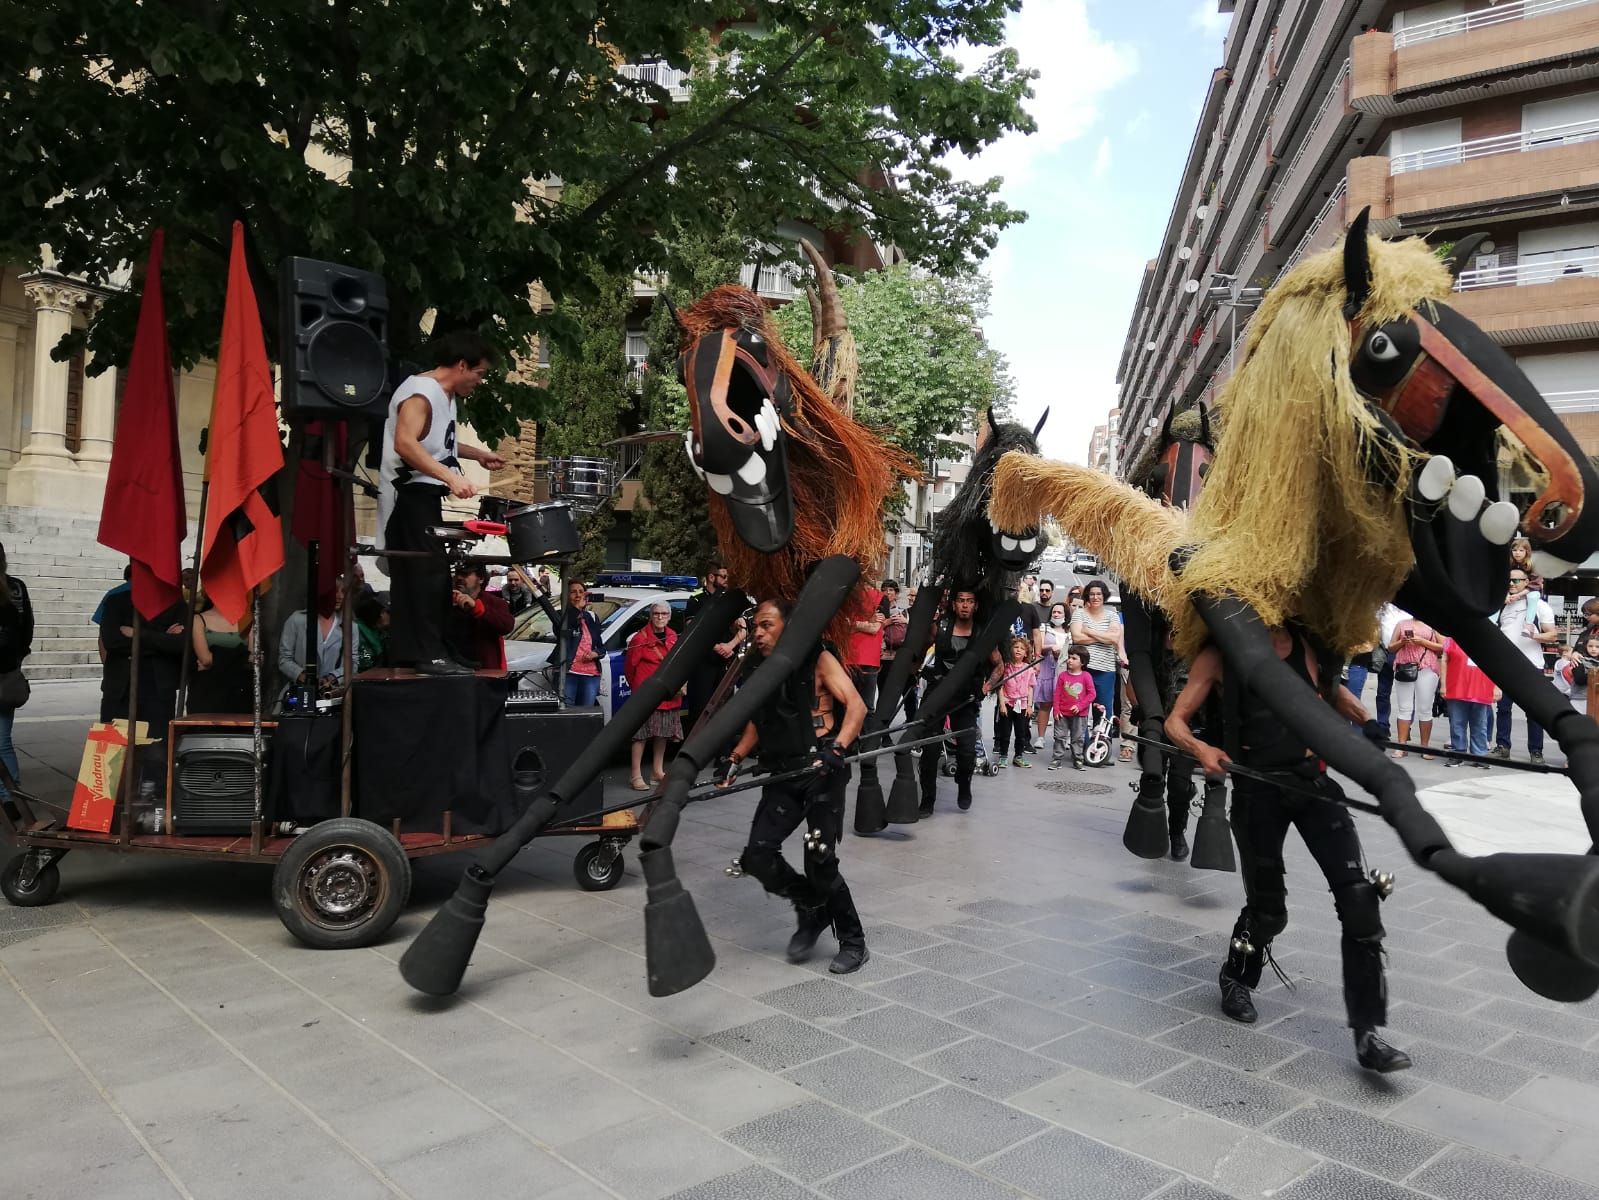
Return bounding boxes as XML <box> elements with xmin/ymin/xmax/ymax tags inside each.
<box><xmin>2</xmin><ymin>2</ymin><xmax>1032</xmax><ymax>441</ymax></box>
<box><xmin>771</xmin><ymin>264</ymin><xmax>1013</xmax><ymax>464</ymax></box>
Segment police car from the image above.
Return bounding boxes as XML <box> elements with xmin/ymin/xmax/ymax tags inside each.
<box><xmin>503</xmin><ymin>573</ymin><xmax>699</xmax><ymax>721</ymax></box>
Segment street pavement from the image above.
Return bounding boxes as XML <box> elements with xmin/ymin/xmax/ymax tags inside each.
<box><xmin>4</xmin><ymin>680</ymin><xmax>1599</xmax><ymax>1200</ymax></box>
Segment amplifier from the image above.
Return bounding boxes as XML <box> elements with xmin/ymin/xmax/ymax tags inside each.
<box><xmin>503</xmin><ymin>709</ymin><xmax>603</xmax><ymax>820</ymax></box>
<box><xmin>506</xmin><ymin>682</ymin><xmax>560</xmax><ymax>713</ymax></box>
<box><xmin>173</xmin><ymin>730</ymin><xmax>270</xmax><ymax>835</ymax></box>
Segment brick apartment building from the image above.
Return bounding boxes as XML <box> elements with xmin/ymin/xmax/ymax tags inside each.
<box><xmin>1115</xmin><ymin>0</ymin><xmax>1599</xmax><ymax>477</ymax></box>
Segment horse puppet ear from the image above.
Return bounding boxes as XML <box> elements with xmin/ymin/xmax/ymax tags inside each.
<box><xmin>1198</xmin><ymin>402</ymin><xmax>1213</xmax><ymax>445</ymax></box>
<box><xmin>987</xmin><ymin>407</ymin><xmax>1001</xmax><ymax>439</ymax></box>
<box><xmin>1342</xmin><ymin>206</ymin><xmax>1373</xmax><ymax>320</ymax></box>
<box><xmin>661</xmin><ymin>293</ymin><xmax>686</xmax><ymax>336</ymax></box>
<box><xmin>1032</xmin><ymin>407</ymin><xmax>1050</xmax><ymax>439</ymax></box>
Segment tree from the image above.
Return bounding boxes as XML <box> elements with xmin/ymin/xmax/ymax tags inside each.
<box><xmin>771</xmin><ymin>264</ymin><xmax>1014</xmax><ymax>466</ymax></box>
<box><xmin>4</xmin><ymin>2</ymin><xmax>1033</xmax><ymax>442</ymax></box>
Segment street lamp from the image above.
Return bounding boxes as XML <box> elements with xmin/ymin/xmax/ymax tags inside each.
<box><xmin>1208</xmin><ymin>272</ymin><xmax>1264</xmax><ymax>377</ymax></box>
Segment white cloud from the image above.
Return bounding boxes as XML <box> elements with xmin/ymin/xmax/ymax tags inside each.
<box><xmin>1190</xmin><ymin>1</ymin><xmax>1232</xmax><ymax>37</ymax></box>
<box><xmin>1125</xmin><ymin>109</ymin><xmax>1152</xmax><ymax>138</ymax></box>
<box><xmin>945</xmin><ymin>0</ymin><xmax>1138</xmax><ymax>192</ymax></box>
<box><xmin>1091</xmin><ymin>137</ymin><xmax>1112</xmax><ymax>181</ymax></box>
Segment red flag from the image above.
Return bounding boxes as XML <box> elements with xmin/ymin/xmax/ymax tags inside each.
<box><xmin>201</xmin><ymin>222</ymin><xmax>286</xmax><ymax>624</ymax></box>
<box><xmin>98</xmin><ymin>229</ymin><xmax>186</xmax><ymax>620</ymax></box>
<box><xmin>291</xmin><ymin>420</ymin><xmax>347</xmax><ymax>614</ymax></box>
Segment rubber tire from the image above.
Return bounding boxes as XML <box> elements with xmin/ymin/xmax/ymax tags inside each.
<box><xmin>271</xmin><ymin>818</ymin><xmax>412</xmax><ymax>949</ymax></box>
<box><xmin>574</xmin><ymin>841</ymin><xmax>624</xmax><ymax>891</ymax></box>
<box><xmin>1085</xmin><ymin>738</ymin><xmax>1111</xmax><ymax>767</ymax></box>
<box><xmin>1</xmin><ymin>854</ymin><xmax>59</xmax><ymax>907</ymax></box>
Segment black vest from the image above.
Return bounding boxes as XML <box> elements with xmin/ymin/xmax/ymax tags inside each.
<box><xmin>754</xmin><ymin>649</ymin><xmax>832</xmax><ymax>764</ymax></box>
<box><xmin>1229</xmin><ymin>628</ymin><xmax>1317</xmax><ymax>770</ymax></box>
<box><xmin>927</xmin><ymin>617</ymin><xmax>984</xmax><ymax>698</ymax></box>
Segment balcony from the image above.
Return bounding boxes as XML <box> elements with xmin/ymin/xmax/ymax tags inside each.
<box><xmin>1546</xmin><ymin>388</ymin><xmax>1599</xmax><ymax>413</ymax></box>
<box><xmin>618</xmin><ymin>61</ymin><xmax>692</xmax><ymax>102</ymax></box>
<box><xmin>1450</xmin><ymin>254</ymin><xmax>1599</xmax><ymax>344</ymax></box>
<box><xmin>625</xmin><ymin>353</ymin><xmax>648</xmax><ymax>393</ymax></box>
<box><xmin>1352</xmin><ymin>2</ymin><xmax>1599</xmax><ymax>116</ymax></box>
<box><xmin>1347</xmin><ymin>119</ymin><xmax>1599</xmax><ymax>229</ymax></box>
<box><xmin>738</xmin><ymin>262</ymin><xmax>799</xmax><ymax>300</ymax></box>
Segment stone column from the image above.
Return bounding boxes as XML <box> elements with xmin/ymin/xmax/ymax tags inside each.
<box><xmin>77</xmin><ymin>333</ymin><xmax>118</xmax><ymax>471</ymax></box>
<box><xmin>9</xmin><ymin>274</ymin><xmax>90</xmax><ymax>510</ymax></box>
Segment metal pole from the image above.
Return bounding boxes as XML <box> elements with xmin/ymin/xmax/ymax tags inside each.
<box><xmin>175</xmin><ymin>480</ymin><xmax>210</xmax><ymax>719</ymax></box>
<box><xmin>251</xmin><ymin>590</ymin><xmax>264</xmax><ymax>852</ymax></box>
<box><xmin>119</xmin><ymin>617</ymin><xmax>141</xmax><ymax>846</ymax></box>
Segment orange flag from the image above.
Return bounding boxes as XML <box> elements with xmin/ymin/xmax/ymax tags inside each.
<box><xmin>200</xmin><ymin>222</ymin><xmax>285</xmax><ymax>623</ymax></box>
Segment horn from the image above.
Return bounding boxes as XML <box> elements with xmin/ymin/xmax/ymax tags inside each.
<box><xmin>1033</xmin><ymin>407</ymin><xmax>1050</xmax><ymax>439</ymax></box>
<box><xmin>1198</xmin><ymin>402</ymin><xmax>1213</xmax><ymax>445</ymax></box>
<box><xmin>987</xmin><ymin>407</ymin><xmax>1001</xmax><ymax>440</ymax></box>
<box><xmin>1342</xmin><ymin>206</ymin><xmax>1373</xmax><ymax>320</ymax></box>
<box><xmin>1444</xmin><ymin>232</ymin><xmax>1493</xmax><ymax>280</ymax></box>
<box><xmin>1189</xmin><ymin>777</ymin><xmax>1236</xmax><ymax>872</ymax></box>
<box><xmin>661</xmin><ymin>293</ymin><xmax>686</xmax><ymax>335</ymax></box>
<box><xmin>798</xmin><ymin>238</ymin><xmax>845</xmax><ymax>344</ymax></box>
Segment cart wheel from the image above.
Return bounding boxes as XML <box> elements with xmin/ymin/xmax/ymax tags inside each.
<box><xmin>1</xmin><ymin>853</ymin><xmax>60</xmax><ymax>907</ymax></box>
<box><xmin>271</xmin><ymin>819</ymin><xmax>411</xmax><ymax>949</ymax></box>
<box><xmin>574</xmin><ymin>840</ymin><xmax>624</xmax><ymax>891</ymax></box>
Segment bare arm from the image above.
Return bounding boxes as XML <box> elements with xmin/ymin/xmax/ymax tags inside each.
<box><xmin>1164</xmin><ymin>647</ymin><xmax>1228</xmax><ymax>775</ymax></box>
<box><xmin>393</xmin><ymin>394</ymin><xmax>474</xmax><ymax>498</ymax></box>
<box><xmin>457</xmin><ymin>443</ymin><xmax>506</xmax><ymax>470</ymax></box>
<box><xmin>726</xmin><ymin>721</ymin><xmax>759</xmax><ymax>766</ymax></box>
<box><xmin>1330</xmin><ymin>683</ymin><xmax>1369</xmax><ymax>725</ymax></box>
<box><xmin>192</xmin><ymin>618</ymin><xmax>213</xmax><ymax>669</ymax></box>
<box><xmin>816</xmin><ymin>650</ymin><xmax>867</xmax><ymax>749</ymax></box>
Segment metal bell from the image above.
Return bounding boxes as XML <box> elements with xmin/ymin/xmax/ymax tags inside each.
<box><xmin>724</xmin><ymin>858</ymin><xmax>744</xmax><ymax>878</ymax></box>
<box><xmin>1370</xmin><ymin>869</ymin><xmax>1395</xmax><ymax>899</ymax></box>
<box><xmin>804</xmin><ymin>830</ymin><xmax>828</xmax><ymax>856</ymax></box>
<box><xmin>1231</xmin><ymin>936</ymin><xmax>1255</xmax><ymax>956</ymax></box>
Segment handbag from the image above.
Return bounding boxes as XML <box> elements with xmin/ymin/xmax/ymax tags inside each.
<box><xmin>1394</xmin><ymin>661</ymin><xmax>1420</xmax><ymax>683</ymax></box>
<box><xmin>0</xmin><ymin>667</ymin><xmax>30</xmax><ymax>709</ymax></box>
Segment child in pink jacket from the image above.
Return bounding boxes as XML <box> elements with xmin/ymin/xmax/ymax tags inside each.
<box><xmin>1050</xmin><ymin>647</ymin><xmax>1097</xmax><ymax>771</ymax></box>
<box><xmin>992</xmin><ymin>636</ymin><xmax>1039</xmax><ymax>767</ymax></box>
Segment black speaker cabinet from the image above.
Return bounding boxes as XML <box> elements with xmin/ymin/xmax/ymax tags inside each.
<box><xmin>279</xmin><ymin>256</ymin><xmax>390</xmax><ymax>421</ymax></box>
<box><xmin>504</xmin><ymin>709</ymin><xmax>604</xmax><ymax>821</ymax></box>
<box><xmin>173</xmin><ymin>729</ymin><xmax>272</xmax><ymax>835</ymax></box>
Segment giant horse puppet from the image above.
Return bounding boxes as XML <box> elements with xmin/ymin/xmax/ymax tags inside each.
<box><xmin>989</xmin><ymin>208</ymin><xmax>1599</xmax><ymax>1003</ymax></box>
<box><xmin>399</xmin><ymin>243</ymin><xmax>910</xmax><ymax>1000</ymax></box>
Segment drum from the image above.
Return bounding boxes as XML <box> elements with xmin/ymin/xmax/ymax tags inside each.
<box><xmin>546</xmin><ymin>456</ymin><xmax>615</xmax><ymax>513</ymax></box>
<box><xmin>505</xmin><ymin>501</ymin><xmax>580</xmax><ymax>562</ymax></box>
<box><xmin>478</xmin><ymin>495</ymin><xmax>514</xmax><ymax>524</ymax></box>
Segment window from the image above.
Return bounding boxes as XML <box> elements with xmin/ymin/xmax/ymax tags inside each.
<box><xmin>1523</xmin><ymin>93</ymin><xmax>1599</xmax><ymax>148</ymax></box>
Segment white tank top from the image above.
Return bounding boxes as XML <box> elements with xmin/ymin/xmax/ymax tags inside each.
<box><xmin>376</xmin><ymin>373</ymin><xmax>459</xmax><ymax>547</ymax></box>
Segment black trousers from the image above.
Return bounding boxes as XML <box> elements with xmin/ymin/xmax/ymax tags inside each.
<box><xmin>995</xmin><ymin>706</ymin><xmax>1030</xmax><ymax>758</ymax></box>
<box><xmin>385</xmin><ymin>485</ymin><xmax>448</xmax><ymax>667</ymax></box>
<box><xmin>1152</xmin><ymin>757</ymin><xmax>1195</xmax><ymax>837</ymax></box>
<box><xmin>920</xmin><ymin>702</ymin><xmax>976</xmax><ymax>804</ymax></box>
<box><xmin>740</xmin><ymin>768</ymin><xmax>864</xmax><ymax>947</ymax></box>
<box><xmin>849</xmin><ymin>665</ymin><xmax>879</xmax><ymax>716</ymax></box>
<box><xmin>1225</xmin><ymin>771</ymin><xmax>1388</xmax><ymax>1029</ymax></box>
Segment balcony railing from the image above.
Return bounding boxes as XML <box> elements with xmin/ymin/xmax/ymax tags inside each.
<box><xmin>1284</xmin><ymin>179</ymin><xmax>1347</xmax><ymax>269</ymax></box>
<box><xmin>1391</xmin><ymin>116</ymin><xmax>1599</xmax><ymax>175</ymax></box>
<box><xmin>1275</xmin><ymin>59</ymin><xmax>1351</xmax><ymax>194</ymax></box>
<box><xmin>739</xmin><ymin>262</ymin><xmax>799</xmax><ymax>299</ymax></box>
<box><xmin>1546</xmin><ymin>388</ymin><xmax>1599</xmax><ymax>413</ymax></box>
<box><xmin>618</xmin><ymin>61</ymin><xmax>692</xmax><ymax>100</ymax></box>
<box><xmin>1392</xmin><ymin>0</ymin><xmax>1598</xmax><ymax>50</ymax></box>
<box><xmin>1455</xmin><ymin>250</ymin><xmax>1599</xmax><ymax>289</ymax></box>
<box><xmin>625</xmin><ymin>353</ymin><xmax>648</xmax><ymax>392</ymax></box>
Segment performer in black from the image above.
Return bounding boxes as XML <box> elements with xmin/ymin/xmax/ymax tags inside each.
<box><xmin>722</xmin><ymin>599</ymin><xmax>869</xmax><ymax>973</ymax></box>
<box><xmin>1165</xmin><ymin>624</ymin><xmax>1410</xmax><ymax>1073</ymax></box>
<box><xmin>377</xmin><ymin>330</ymin><xmax>505</xmax><ymax>676</ymax></box>
<box><xmin>683</xmin><ymin>560</ymin><xmax>745</xmax><ymax>729</ymax></box>
<box><xmin>917</xmin><ymin>588</ymin><xmax>989</xmax><ymax>815</ymax></box>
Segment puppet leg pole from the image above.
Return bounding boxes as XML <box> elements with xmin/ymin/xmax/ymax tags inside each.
<box><xmin>398</xmin><ymin>590</ymin><xmax>747</xmax><ymax>997</ymax></box>
<box><xmin>1122</xmin><ymin>593</ymin><xmax>1175</xmax><ymax>859</ymax></box>
<box><xmin>858</xmin><ymin>579</ymin><xmax>944</xmax><ymax>832</ymax></box>
<box><xmin>638</xmin><ymin>556</ymin><xmax>860</xmax><ymax>997</ymax></box>
<box><xmin>1194</xmin><ymin>594</ymin><xmax>1599</xmax><ymax>1001</ymax></box>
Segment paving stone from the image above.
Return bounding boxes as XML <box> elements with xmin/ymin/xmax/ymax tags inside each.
<box><xmin>865</xmin><ymin>969</ymin><xmax>998</xmax><ymax>1015</ymax></box>
<box><xmin>1491</xmin><ymin>1033</ymin><xmax>1599</xmax><ymax>1084</ymax></box>
<box><xmin>977</xmin><ymin>963</ymin><xmax>1093</xmax><ymax>1007</ymax></box>
<box><xmin>1390</xmin><ymin>1083</ymin><xmax>1565</xmax><ymax>1162</ymax></box>
<box><xmin>1509</xmin><ymin>1074</ymin><xmax>1599</xmax><ymax>1130</ymax></box>
<box><xmin>833</xmin><ymin>1003</ymin><xmax>970</xmax><ymax>1058</ymax></box>
<box><xmin>796</xmin><ymin>947</ymin><xmax>917</xmax><ymax>984</ymax></box>
<box><xmin>1412</xmin><ymin>1145</ymin><xmax>1599</xmax><ymax>1200</ymax></box>
<box><xmin>1148</xmin><ymin>1183</ymin><xmax>1231</xmax><ymax>1200</ymax></box>
<box><xmin>1040</xmin><ymin>894</ymin><xmax>1138</xmax><ymax>923</ymax></box>
<box><xmin>1016</xmin><ymin>914</ymin><xmax>1119</xmax><ymax>944</ymax></box>
<box><xmin>780</xmin><ymin>1048</ymin><xmax>939</xmax><ymax>1114</ymax></box>
<box><xmin>984</xmin><ymin>1126</ymin><xmax>1175</xmax><ymax>1200</ymax></box>
<box><xmin>1111</xmin><ymin>913</ymin><xmax>1208</xmax><ymax>942</ymax></box>
<box><xmin>1076</xmin><ymin>958</ymin><xmax>1193</xmax><ymax>1001</ymax></box>
<box><xmin>1062</xmin><ymin>989</ymin><xmax>1194</xmax><ymax>1038</ymax></box>
<box><xmin>723</xmin><ymin>1100</ymin><xmax>901</xmax><ymax>1182</ymax></box>
<box><xmin>1452</xmin><ymin>966</ymin><xmax>1564</xmax><ymax>1004</ymax></box>
<box><xmin>1166</xmin><ymin>983</ymin><xmax>1302</xmax><ymax>1027</ymax></box>
<box><xmin>1004</xmin><ymin>936</ymin><xmax>1115</xmax><ymax>975</ymax></box>
<box><xmin>665</xmin><ymin>1166</ymin><xmax>817</xmax><ymax>1200</ymax></box>
<box><xmin>901</xmin><ymin>942</ymin><xmax>1017</xmax><ymax>979</ymax></box>
<box><xmin>1382</xmin><ymin>1002</ymin><xmax>1506</xmax><ymax>1055</ymax></box>
<box><xmin>913</xmin><ymin>1034</ymin><xmax>1068</xmax><ymax>1099</ymax></box>
<box><xmin>959</xmin><ymin>898</ymin><xmax>1050</xmax><ymax>926</ymax></box>
<box><xmin>703</xmin><ymin>1015</ymin><xmax>852</xmax><ymax>1072</ymax></box>
<box><xmin>1267</xmin><ymin>1100</ymin><xmax>1447</xmax><ymax>1179</ymax></box>
<box><xmin>1036</xmin><ymin>1027</ymin><xmax>1191</xmax><ymax>1086</ymax></box>
<box><xmin>949</xmin><ymin>995</ymin><xmax>1087</xmax><ymax>1050</ymax></box>
<box><xmin>876</xmin><ymin>1083</ymin><xmax>1046</xmax><ymax>1163</ymax></box>
<box><xmin>756</xmin><ymin>979</ymin><xmax>886</xmax><ymax>1021</ymax></box>
<box><xmin>1476</xmin><ymin>997</ymin><xmax>1599</xmax><ymax>1046</ymax></box>
<box><xmin>1156</xmin><ymin>1016</ymin><xmax>1302</xmax><ymax>1073</ymax></box>
<box><xmin>1098</xmin><ymin>932</ymin><xmax>1205</xmax><ymax>969</ymax></box>
<box><xmin>927</xmin><ymin>922</ymin><xmax>1029</xmax><ymax>950</ymax></box>
<box><xmin>1272</xmin><ymin>1161</ymin><xmax>1436</xmax><ymax>1200</ymax></box>
<box><xmin>1404</xmin><ymin>1037</ymin><xmax>1534</xmax><ymax>1101</ymax></box>
<box><xmin>1142</xmin><ymin>1057</ymin><xmax>1302</xmax><ymax>1128</ymax></box>
<box><xmin>1268</xmin><ymin>1050</ymin><xmax>1425</xmax><ymax>1112</ymax></box>
<box><xmin>1263</xmin><ymin>1011</ymin><xmax>1363</xmax><ymax>1058</ymax></box>
<box><xmin>820</xmin><ymin>1145</ymin><xmax>1019</xmax><ymax>1200</ymax></box>
<box><xmin>858</xmin><ymin>922</ymin><xmax>942</xmax><ymax>955</ymax></box>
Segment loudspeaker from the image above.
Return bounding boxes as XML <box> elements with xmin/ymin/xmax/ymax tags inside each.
<box><xmin>504</xmin><ymin>709</ymin><xmax>604</xmax><ymax>821</ymax></box>
<box><xmin>173</xmin><ymin>730</ymin><xmax>273</xmax><ymax>835</ymax></box>
<box><xmin>279</xmin><ymin>257</ymin><xmax>390</xmax><ymax>421</ymax></box>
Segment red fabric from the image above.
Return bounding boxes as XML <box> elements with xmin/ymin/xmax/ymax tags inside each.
<box><xmin>1442</xmin><ymin>638</ymin><xmax>1494</xmax><ymax>704</ymax></box>
<box><xmin>290</xmin><ymin>421</ymin><xmax>347</xmax><ymax>613</ymax></box>
<box><xmin>1053</xmin><ymin>670</ymin><xmax>1096</xmax><ymax>717</ymax></box>
<box><xmin>460</xmin><ymin>592</ymin><xmax>512</xmax><ymax>670</ymax></box>
<box><xmin>201</xmin><ymin>222</ymin><xmax>286</xmax><ymax>623</ymax></box>
<box><xmin>98</xmin><ymin>229</ymin><xmax>186</xmax><ymax>620</ymax></box>
<box><xmin>624</xmin><ymin>625</ymin><xmax>682</xmax><ymax>709</ymax></box>
<box><xmin>845</xmin><ymin>587</ymin><xmax>883</xmax><ymax>668</ymax></box>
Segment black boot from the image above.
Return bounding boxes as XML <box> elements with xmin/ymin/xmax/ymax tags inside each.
<box><xmin>1354</xmin><ymin>1028</ymin><xmax>1411</xmax><ymax>1073</ymax></box>
<box><xmin>956</xmin><ymin>786</ymin><xmax>973</xmax><ymax>811</ymax></box>
<box><xmin>786</xmin><ymin>904</ymin><xmax>830</xmax><ymax>963</ymax></box>
<box><xmin>1169</xmin><ymin>831</ymin><xmax>1190</xmax><ymax>862</ymax></box>
<box><xmin>829</xmin><ymin>943</ymin><xmax>870</xmax><ymax>974</ymax></box>
<box><xmin>1219</xmin><ymin>964</ymin><xmax>1258</xmax><ymax>1023</ymax></box>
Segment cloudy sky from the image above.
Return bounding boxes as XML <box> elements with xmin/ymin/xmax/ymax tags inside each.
<box><xmin>953</xmin><ymin>0</ymin><xmax>1230</xmax><ymax>463</ymax></box>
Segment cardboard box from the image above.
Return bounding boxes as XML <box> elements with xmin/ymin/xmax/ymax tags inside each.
<box><xmin>67</xmin><ymin>721</ymin><xmax>152</xmax><ymax>833</ymax></box>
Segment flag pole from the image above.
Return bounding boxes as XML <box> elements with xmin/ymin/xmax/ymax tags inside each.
<box><xmin>334</xmin><ymin>432</ymin><xmax>356</xmax><ymax>818</ymax></box>
<box><xmin>175</xmin><ymin>477</ymin><xmax>210</xmax><ymax>718</ymax></box>
<box><xmin>120</xmin><ymin>618</ymin><xmax>141</xmax><ymax>846</ymax></box>
<box><xmin>251</xmin><ymin>589</ymin><xmax>264</xmax><ymax>854</ymax></box>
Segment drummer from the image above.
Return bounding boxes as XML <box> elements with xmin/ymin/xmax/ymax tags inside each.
<box><xmin>376</xmin><ymin>331</ymin><xmax>506</xmax><ymax>676</ymax></box>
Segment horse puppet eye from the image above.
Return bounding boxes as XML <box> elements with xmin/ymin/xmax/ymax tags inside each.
<box><xmin>1367</xmin><ymin>330</ymin><xmax>1400</xmax><ymax>362</ymax></box>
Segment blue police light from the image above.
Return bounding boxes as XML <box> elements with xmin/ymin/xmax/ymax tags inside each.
<box><xmin>592</xmin><ymin>572</ymin><xmax>699</xmax><ymax>589</ymax></box>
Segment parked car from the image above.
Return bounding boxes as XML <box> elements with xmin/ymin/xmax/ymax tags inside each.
<box><xmin>504</xmin><ymin>573</ymin><xmax>698</xmax><ymax>721</ymax></box>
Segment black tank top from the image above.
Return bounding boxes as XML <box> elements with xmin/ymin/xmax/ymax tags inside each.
<box><xmin>1231</xmin><ymin>629</ymin><xmax>1317</xmax><ymax>771</ymax></box>
<box><xmin>753</xmin><ymin>649</ymin><xmax>833</xmax><ymax>764</ymax></box>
